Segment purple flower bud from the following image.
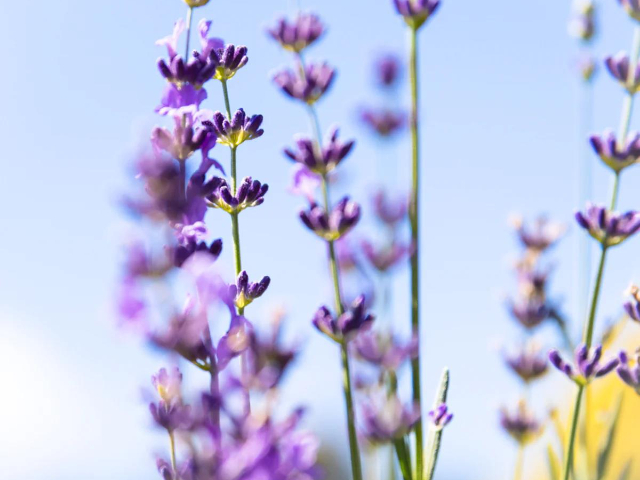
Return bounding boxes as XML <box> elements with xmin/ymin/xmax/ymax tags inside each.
<box><xmin>393</xmin><ymin>0</ymin><xmax>440</xmax><ymax>30</ymax></box>
<box><xmin>299</xmin><ymin>197</ymin><xmax>361</xmax><ymax>241</ymax></box>
<box><xmin>360</xmin><ymin>108</ymin><xmax>406</xmax><ymax>138</ymax></box>
<box><xmin>267</xmin><ymin>13</ymin><xmax>325</xmax><ymax>53</ymax></box>
<box><xmin>203</xmin><ymin>109</ymin><xmax>264</xmax><ymax>148</ymax></box>
<box><xmin>575</xmin><ymin>203</ymin><xmax>640</xmax><ymax>247</ymax></box>
<box><xmin>353</xmin><ymin>330</ymin><xmax>418</xmax><ymax>370</ymax></box>
<box><xmin>617</xmin><ymin>349</ymin><xmax>640</xmax><ymax>394</ymax></box>
<box><xmin>618</xmin><ymin>0</ymin><xmax>640</xmax><ymax>22</ymax></box>
<box><xmin>209</xmin><ymin>44</ymin><xmax>249</xmax><ymax>81</ymax></box>
<box><xmin>590</xmin><ymin>129</ymin><xmax>640</xmax><ymax>172</ymax></box>
<box><xmin>284</xmin><ymin>127</ymin><xmax>355</xmax><ymax>175</ymax></box>
<box><xmin>149</xmin><ymin>367</ymin><xmax>192</xmax><ymax>431</ymax></box>
<box><xmin>549</xmin><ymin>343</ymin><xmax>619</xmax><ymax>385</ymax></box>
<box><xmin>499</xmin><ymin>402</ymin><xmax>542</xmax><ymax>445</ymax></box>
<box><xmin>507</xmin><ymin>297</ymin><xmax>551</xmax><ymax>329</ymax></box>
<box><xmin>577</xmin><ymin>54</ymin><xmax>597</xmax><ymax>82</ymax></box>
<box><xmin>567</xmin><ymin>1</ymin><xmax>595</xmax><ymax>41</ymax></box>
<box><xmin>624</xmin><ymin>284</ymin><xmax>640</xmax><ymax>322</ymax></box>
<box><xmin>504</xmin><ymin>343</ymin><xmax>548</xmax><ymax>383</ymax></box>
<box><xmin>375</xmin><ymin>54</ymin><xmax>402</xmax><ymax>87</ymax></box>
<box><xmin>273</xmin><ymin>62</ymin><xmax>335</xmax><ymax>105</ymax></box>
<box><xmin>231</xmin><ymin>270</ymin><xmax>271</xmax><ymax>309</ymax></box>
<box><xmin>206</xmin><ymin>176</ymin><xmax>268</xmax><ymax>214</ymax></box>
<box><xmin>312</xmin><ymin>295</ymin><xmax>374</xmax><ymax>342</ymax></box>
<box><xmin>372</xmin><ymin>189</ymin><xmax>409</xmax><ymax>226</ymax></box>
<box><xmin>361</xmin><ymin>239</ymin><xmax>412</xmax><ymax>273</ymax></box>
<box><xmin>605</xmin><ymin>52</ymin><xmax>640</xmax><ymax>93</ymax></box>
<box><xmin>510</xmin><ymin>215</ymin><xmax>565</xmax><ymax>253</ymax></box>
<box><xmin>427</xmin><ymin>403</ymin><xmax>453</xmax><ymax>430</ymax></box>
<box><xmin>151</xmin><ymin>113</ymin><xmax>212</xmax><ymax>162</ymax></box>
<box><xmin>361</xmin><ymin>396</ymin><xmax>421</xmax><ymax>444</ymax></box>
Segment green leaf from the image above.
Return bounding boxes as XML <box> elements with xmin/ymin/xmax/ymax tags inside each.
<box><xmin>596</xmin><ymin>394</ymin><xmax>624</xmax><ymax>480</ymax></box>
<box><xmin>547</xmin><ymin>444</ymin><xmax>561</xmax><ymax>480</ymax></box>
<box><xmin>424</xmin><ymin>368</ymin><xmax>450</xmax><ymax>480</ymax></box>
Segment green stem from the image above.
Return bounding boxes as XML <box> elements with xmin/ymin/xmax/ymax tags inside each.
<box><xmin>340</xmin><ymin>341</ymin><xmax>364</xmax><ymax>480</ymax></box>
<box><xmin>169</xmin><ymin>430</ymin><xmax>177</xmax><ymax>472</ymax></box>
<box><xmin>408</xmin><ymin>25</ymin><xmax>424</xmax><ymax>480</ymax></box>
<box><xmin>581</xmin><ymin>246</ymin><xmax>608</xmax><ymax>349</ymax></box>
<box><xmin>561</xmin><ymin>385</ymin><xmax>585</xmax><ymax>480</ymax></box>
<box><xmin>184</xmin><ymin>6</ymin><xmax>193</xmax><ymax>60</ymax></box>
<box><xmin>514</xmin><ymin>444</ymin><xmax>524</xmax><ymax>480</ymax></box>
<box><xmin>221</xmin><ymin>79</ymin><xmax>232</xmax><ymax>118</ymax></box>
<box><xmin>609</xmin><ymin>173</ymin><xmax>620</xmax><ymax>211</ymax></box>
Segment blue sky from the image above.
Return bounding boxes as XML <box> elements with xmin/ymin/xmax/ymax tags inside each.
<box><xmin>1</xmin><ymin>0</ymin><xmax>640</xmax><ymax>478</ymax></box>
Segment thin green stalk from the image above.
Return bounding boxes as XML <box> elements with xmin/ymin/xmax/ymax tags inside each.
<box><xmin>581</xmin><ymin>246</ymin><xmax>608</xmax><ymax>349</ymax></box>
<box><xmin>184</xmin><ymin>6</ymin><xmax>194</xmax><ymax>59</ymax></box>
<box><xmin>513</xmin><ymin>444</ymin><xmax>524</xmax><ymax>480</ymax></box>
<box><xmin>617</xmin><ymin>25</ymin><xmax>640</xmax><ymax>149</ymax></box>
<box><xmin>340</xmin><ymin>340</ymin><xmax>364</xmax><ymax>480</ymax></box>
<box><xmin>561</xmin><ymin>385</ymin><xmax>585</xmax><ymax>480</ymax></box>
<box><xmin>408</xmin><ymin>25</ymin><xmax>424</xmax><ymax>480</ymax></box>
<box><xmin>221</xmin><ymin>79</ymin><xmax>232</xmax><ymax>118</ymax></box>
<box><xmin>609</xmin><ymin>173</ymin><xmax>620</xmax><ymax>211</ymax></box>
<box><xmin>169</xmin><ymin>430</ymin><xmax>178</xmax><ymax>472</ymax></box>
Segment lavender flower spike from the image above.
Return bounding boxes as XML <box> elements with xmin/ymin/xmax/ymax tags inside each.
<box><xmin>273</xmin><ymin>62</ymin><xmax>335</xmax><ymax>105</ymax></box>
<box><xmin>504</xmin><ymin>342</ymin><xmax>548</xmax><ymax>383</ymax></box>
<box><xmin>617</xmin><ymin>350</ymin><xmax>640</xmax><ymax>394</ymax></box>
<box><xmin>575</xmin><ymin>203</ymin><xmax>640</xmax><ymax>247</ymax></box>
<box><xmin>267</xmin><ymin>13</ymin><xmax>325</xmax><ymax>53</ymax></box>
<box><xmin>204</xmin><ymin>109</ymin><xmax>264</xmax><ymax>148</ymax></box>
<box><xmin>605</xmin><ymin>52</ymin><xmax>640</xmax><ymax>94</ymax></box>
<box><xmin>499</xmin><ymin>401</ymin><xmax>542</xmax><ymax>446</ymax></box>
<box><xmin>427</xmin><ymin>403</ymin><xmax>453</xmax><ymax>431</ymax></box>
<box><xmin>228</xmin><ymin>270</ymin><xmax>271</xmax><ymax>309</ymax></box>
<box><xmin>510</xmin><ymin>215</ymin><xmax>565</xmax><ymax>253</ymax></box>
<box><xmin>149</xmin><ymin>367</ymin><xmax>191</xmax><ymax>431</ymax></box>
<box><xmin>393</xmin><ymin>0</ymin><xmax>440</xmax><ymax>30</ymax></box>
<box><xmin>353</xmin><ymin>330</ymin><xmax>418</xmax><ymax>370</ymax></box>
<box><xmin>361</xmin><ymin>396</ymin><xmax>420</xmax><ymax>444</ymax></box>
<box><xmin>205</xmin><ymin>176</ymin><xmax>268</xmax><ymax>213</ymax></box>
<box><xmin>312</xmin><ymin>295</ymin><xmax>374</xmax><ymax>342</ymax></box>
<box><xmin>284</xmin><ymin>127</ymin><xmax>355</xmax><ymax>175</ymax></box>
<box><xmin>300</xmin><ymin>197</ymin><xmax>361</xmax><ymax>241</ymax></box>
<box><xmin>618</xmin><ymin>0</ymin><xmax>640</xmax><ymax>22</ymax></box>
<box><xmin>549</xmin><ymin>344</ymin><xmax>619</xmax><ymax>385</ymax></box>
<box><xmin>590</xmin><ymin>129</ymin><xmax>640</xmax><ymax>172</ymax></box>
<box><xmin>623</xmin><ymin>284</ymin><xmax>640</xmax><ymax>322</ymax></box>
<box><xmin>360</xmin><ymin>108</ymin><xmax>406</xmax><ymax>138</ymax></box>
<box><xmin>210</xmin><ymin>44</ymin><xmax>249</xmax><ymax>81</ymax></box>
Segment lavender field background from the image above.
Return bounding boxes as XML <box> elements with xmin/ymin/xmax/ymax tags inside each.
<box><xmin>1</xmin><ymin>0</ymin><xmax>640</xmax><ymax>479</ymax></box>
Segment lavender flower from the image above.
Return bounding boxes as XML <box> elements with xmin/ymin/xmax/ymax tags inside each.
<box><xmin>205</xmin><ymin>176</ymin><xmax>268</xmax><ymax>213</ymax></box>
<box><xmin>300</xmin><ymin>197</ymin><xmax>361</xmax><ymax>241</ymax></box>
<box><xmin>210</xmin><ymin>44</ymin><xmax>249</xmax><ymax>81</ymax></box>
<box><xmin>313</xmin><ymin>295</ymin><xmax>374</xmax><ymax>342</ymax></box>
<box><xmin>617</xmin><ymin>350</ymin><xmax>640</xmax><ymax>394</ymax></box>
<box><xmin>149</xmin><ymin>367</ymin><xmax>192</xmax><ymax>431</ymax></box>
<box><xmin>228</xmin><ymin>270</ymin><xmax>271</xmax><ymax>310</ymax></box>
<box><xmin>618</xmin><ymin>0</ymin><xmax>640</xmax><ymax>22</ymax></box>
<box><xmin>361</xmin><ymin>396</ymin><xmax>420</xmax><ymax>443</ymax></box>
<box><xmin>353</xmin><ymin>331</ymin><xmax>418</xmax><ymax>370</ymax></box>
<box><xmin>372</xmin><ymin>190</ymin><xmax>408</xmax><ymax>226</ymax></box>
<box><xmin>589</xmin><ymin>129</ymin><xmax>640</xmax><ymax>172</ymax></box>
<box><xmin>605</xmin><ymin>52</ymin><xmax>640</xmax><ymax>93</ymax></box>
<box><xmin>567</xmin><ymin>0</ymin><xmax>595</xmax><ymax>41</ymax></box>
<box><xmin>361</xmin><ymin>240</ymin><xmax>412</xmax><ymax>273</ymax></box>
<box><xmin>578</xmin><ymin>54</ymin><xmax>597</xmax><ymax>82</ymax></box>
<box><xmin>360</xmin><ymin>108</ymin><xmax>406</xmax><ymax>138</ymax></box>
<box><xmin>393</xmin><ymin>0</ymin><xmax>440</xmax><ymax>30</ymax></box>
<box><xmin>499</xmin><ymin>402</ymin><xmax>542</xmax><ymax>445</ymax></box>
<box><xmin>504</xmin><ymin>343</ymin><xmax>548</xmax><ymax>383</ymax></box>
<box><xmin>173</xmin><ymin>226</ymin><xmax>223</xmax><ymax>267</ymax></box>
<box><xmin>510</xmin><ymin>216</ymin><xmax>565</xmax><ymax>253</ymax></box>
<box><xmin>623</xmin><ymin>284</ymin><xmax>640</xmax><ymax>322</ymax></box>
<box><xmin>575</xmin><ymin>203</ymin><xmax>640</xmax><ymax>247</ymax></box>
<box><xmin>284</xmin><ymin>127</ymin><xmax>355</xmax><ymax>175</ymax></box>
<box><xmin>151</xmin><ymin>114</ymin><xmax>211</xmax><ymax>162</ymax></box>
<box><xmin>273</xmin><ymin>62</ymin><xmax>335</xmax><ymax>105</ymax></box>
<box><xmin>203</xmin><ymin>109</ymin><xmax>264</xmax><ymax>148</ymax></box>
<box><xmin>375</xmin><ymin>54</ymin><xmax>402</xmax><ymax>87</ymax></box>
<box><xmin>289</xmin><ymin>165</ymin><xmax>321</xmax><ymax>201</ymax></box>
<box><xmin>427</xmin><ymin>403</ymin><xmax>453</xmax><ymax>430</ymax></box>
<box><xmin>184</xmin><ymin>0</ymin><xmax>210</xmax><ymax>7</ymax></box>
<box><xmin>267</xmin><ymin>13</ymin><xmax>325</xmax><ymax>53</ymax></box>
<box><xmin>549</xmin><ymin>344</ymin><xmax>619</xmax><ymax>385</ymax></box>
<box><xmin>507</xmin><ymin>297</ymin><xmax>551</xmax><ymax>329</ymax></box>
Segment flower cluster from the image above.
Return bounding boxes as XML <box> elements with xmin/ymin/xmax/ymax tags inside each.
<box><xmin>284</xmin><ymin>127</ymin><xmax>354</xmax><ymax>176</ymax></box>
<box><xmin>203</xmin><ymin>109</ymin><xmax>264</xmax><ymax>148</ymax></box>
<box><xmin>590</xmin><ymin>129</ymin><xmax>640</xmax><ymax>172</ymax></box>
<box><xmin>605</xmin><ymin>52</ymin><xmax>640</xmax><ymax>93</ymax></box>
<box><xmin>266</xmin><ymin>13</ymin><xmax>325</xmax><ymax>53</ymax></box>
<box><xmin>393</xmin><ymin>0</ymin><xmax>440</xmax><ymax>30</ymax></box>
<box><xmin>313</xmin><ymin>295</ymin><xmax>374</xmax><ymax>342</ymax></box>
<box><xmin>499</xmin><ymin>402</ymin><xmax>542</xmax><ymax>446</ymax></box>
<box><xmin>624</xmin><ymin>284</ymin><xmax>640</xmax><ymax>322</ymax></box>
<box><xmin>273</xmin><ymin>62</ymin><xmax>336</xmax><ymax>105</ymax></box>
<box><xmin>205</xmin><ymin>176</ymin><xmax>269</xmax><ymax>213</ymax></box>
<box><xmin>575</xmin><ymin>203</ymin><xmax>640</xmax><ymax>247</ymax></box>
<box><xmin>299</xmin><ymin>198</ymin><xmax>361</xmax><ymax>241</ymax></box>
<box><xmin>549</xmin><ymin>344</ymin><xmax>619</xmax><ymax>385</ymax></box>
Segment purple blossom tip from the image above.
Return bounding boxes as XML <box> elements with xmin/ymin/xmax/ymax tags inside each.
<box><xmin>575</xmin><ymin>203</ymin><xmax>640</xmax><ymax>247</ymax></box>
<box><xmin>203</xmin><ymin>109</ymin><xmax>264</xmax><ymax>148</ymax></box>
<box><xmin>284</xmin><ymin>127</ymin><xmax>355</xmax><ymax>175</ymax></box>
<box><xmin>273</xmin><ymin>62</ymin><xmax>335</xmax><ymax>105</ymax></box>
<box><xmin>428</xmin><ymin>403</ymin><xmax>453</xmax><ymax>430</ymax></box>
<box><xmin>499</xmin><ymin>402</ymin><xmax>541</xmax><ymax>445</ymax></box>
<box><xmin>393</xmin><ymin>0</ymin><xmax>440</xmax><ymax>30</ymax></box>
<box><xmin>205</xmin><ymin>176</ymin><xmax>268</xmax><ymax>213</ymax></box>
<box><xmin>312</xmin><ymin>295</ymin><xmax>374</xmax><ymax>342</ymax></box>
<box><xmin>361</xmin><ymin>396</ymin><xmax>421</xmax><ymax>443</ymax></box>
<box><xmin>267</xmin><ymin>13</ymin><xmax>325</xmax><ymax>53</ymax></box>
<box><xmin>549</xmin><ymin>343</ymin><xmax>618</xmax><ymax>385</ymax></box>
<box><xmin>299</xmin><ymin>197</ymin><xmax>361</xmax><ymax>241</ymax></box>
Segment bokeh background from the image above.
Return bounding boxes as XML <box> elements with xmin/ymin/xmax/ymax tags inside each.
<box><xmin>1</xmin><ymin>0</ymin><xmax>640</xmax><ymax>478</ymax></box>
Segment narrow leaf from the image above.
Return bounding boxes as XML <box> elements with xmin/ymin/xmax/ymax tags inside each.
<box><xmin>547</xmin><ymin>444</ymin><xmax>561</xmax><ymax>480</ymax></box>
<box><xmin>596</xmin><ymin>394</ymin><xmax>624</xmax><ymax>480</ymax></box>
<box><xmin>424</xmin><ymin>368</ymin><xmax>450</xmax><ymax>480</ymax></box>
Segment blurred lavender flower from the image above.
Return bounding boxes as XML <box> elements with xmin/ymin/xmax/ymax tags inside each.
<box><xmin>203</xmin><ymin>109</ymin><xmax>264</xmax><ymax>148</ymax></box>
<box><xmin>504</xmin><ymin>342</ymin><xmax>548</xmax><ymax>383</ymax></box>
<box><xmin>267</xmin><ymin>13</ymin><xmax>325</xmax><ymax>53</ymax></box>
<box><xmin>605</xmin><ymin>52</ymin><xmax>640</xmax><ymax>93</ymax></box>
<box><xmin>624</xmin><ymin>284</ymin><xmax>640</xmax><ymax>321</ymax></box>
<box><xmin>510</xmin><ymin>215</ymin><xmax>565</xmax><ymax>253</ymax></box>
<box><xmin>507</xmin><ymin>297</ymin><xmax>551</xmax><ymax>329</ymax></box>
<box><xmin>549</xmin><ymin>344</ymin><xmax>619</xmax><ymax>385</ymax></box>
<box><xmin>173</xmin><ymin>224</ymin><xmax>223</xmax><ymax>267</ymax></box>
<box><xmin>617</xmin><ymin>350</ymin><xmax>640</xmax><ymax>394</ymax></box>
<box><xmin>361</xmin><ymin>396</ymin><xmax>420</xmax><ymax>443</ymax></box>
<box><xmin>156</xmin><ymin>83</ymin><xmax>208</xmax><ymax>117</ymax></box>
<box><xmin>210</xmin><ymin>44</ymin><xmax>249</xmax><ymax>81</ymax></box>
<box><xmin>578</xmin><ymin>54</ymin><xmax>597</xmax><ymax>82</ymax></box>
<box><xmin>300</xmin><ymin>197</ymin><xmax>361</xmax><ymax>241</ymax></box>
<box><xmin>567</xmin><ymin>0</ymin><xmax>596</xmax><ymax>41</ymax></box>
<box><xmin>375</xmin><ymin>54</ymin><xmax>402</xmax><ymax>87</ymax></box>
<box><xmin>590</xmin><ymin>129</ymin><xmax>640</xmax><ymax>172</ymax></box>
<box><xmin>618</xmin><ymin>0</ymin><xmax>640</xmax><ymax>22</ymax></box>
<box><xmin>289</xmin><ymin>165</ymin><xmax>321</xmax><ymax>201</ymax></box>
<box><xmin>335</xmin><ymin>237</ymin><xmax>360</xmax><ymax>273</ymax></box>
<box><xmin>273</xmin><ymin>62</ymin><xmax>335</xmax><ymax>105</ymax></box>
<box><xmin>575</xmin><ymin>203</ymin><xmax>640</xmax><ymax>247</ymax></box>
<box><xmin>205</xmin><ymin>176</ymin><xmax>268</xmax><ymax>213</ymax></box>
<box><xmin>229</xmin><ymin>270</ymin><xmax>271</xmax><ymax>310</ymax></box>
<box><xmin>284</xmin><ymin>127</ymin><xmax>355</xmax><ymax>175</ymax></box>
<box><xmin>149</xmin><ymin>367</ymin><xmax>192</xmax><ymax>431</ymax></box>
<box><xmin>427</xmin><ymin>403</ymin><xmax>453</xmax><ymax>430</ymax></box>
<box><xmin>361</xmin><ymin>239</ymin><xmax>412</xmax><ymax>273</ymax></box>
<box><xmin>499</xmin><ymin>402</ymin><xmax>542</xmax><ymax>445</ymax></box>
<box><xmin>372</xmin><ymin>189</ymin><xmax>408</xmax><ymax>226</ymax></box>
<box><xmin>353</xmin><ymin>330</ymin><xmax>418</xmax><ymax>370</ymax></box>
<box><xmin>393</xmin><ymin>0</ymin><xmax>440</xmax><ymax>30</ymax></box>
<box><xmin>360</xmin><ymin>108</ymin><xmax>406</xmax><ymax>138</ymax></box>
<box><xmin>313</xmin><ymin>295</ymin><xmax>374</xmax><ymax>342</ymax></box>
<box><xmin>184</xmin><ymin>0</ymin><xmax>210</xmax><ymax>7</ymax></box>
<box><xmin>151</xmin><ymin>114</ymin><xmax>211</xmax><ymax>162</ymax></box>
